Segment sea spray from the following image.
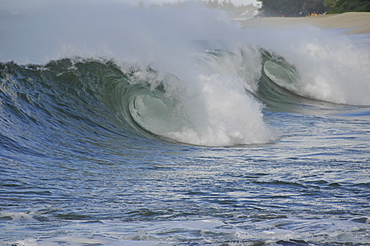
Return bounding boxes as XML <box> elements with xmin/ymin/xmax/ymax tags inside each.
<box><xmin>121</xmin><ymin>48</ymin><xmax>274</xmax><ymax>145</ymax></box>
<box><xmin>1</xmin><ymin>1</ymin><xmax>369</xmax><ymax>107</ymax></box>
<box><xmin>166</xmin><ymin>72</ymin><xmax>272</xmax><ymax>146</ymax></box>
<box><xmin>292</xmin><ymin>36</ymin><xmax>370</xmax><ymax>105</ymax></box>
<box><xmin>241</xmin><ymin>26</ymin><xmax>370</xmax><ymax>105</ymax></box>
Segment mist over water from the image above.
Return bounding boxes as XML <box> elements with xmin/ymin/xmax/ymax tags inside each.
<box><xmin>1</xmin><ymin>0</ymin><xmax>369</xmax><ymax>102</ymax></box>
<box><xmin>1</xmin><ymin>1</ymin><xmax>370</xmax><ymax>245</ymax></box>
<box><xmin>1</xmin><ymin>1</ymin><xmax>236</xmax><ymax>64</ymax></box>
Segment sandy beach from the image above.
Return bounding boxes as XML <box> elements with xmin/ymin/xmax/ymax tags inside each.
<box><xmin>241</xmin><ymin>12</ymin><xmax>370</xmax><ymax>34</ymax></box>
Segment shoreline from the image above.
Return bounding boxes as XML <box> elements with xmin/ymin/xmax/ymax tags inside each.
<box><xmin>240</xmin><ymin>12</ymin><xmax>370</xmax><ymax>34</ymax></box>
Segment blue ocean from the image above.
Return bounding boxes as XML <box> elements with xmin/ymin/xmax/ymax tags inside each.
<box><xmin>1</xmin><ymin>1</ymin><xmax>369</xmax><ymax>245</ymax></box>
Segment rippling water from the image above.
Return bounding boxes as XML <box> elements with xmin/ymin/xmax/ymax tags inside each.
<box><xmin>1</xmin><ymin>1</ymin><xmax>370</xmax><ymax>245</ymax></box>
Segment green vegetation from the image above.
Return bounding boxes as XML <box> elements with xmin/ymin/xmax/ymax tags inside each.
<box><xmin>324</xmin><ymin>0</ymin><xmax>339</xmax><ymax>8</ymax></box>
<box><xmin>257</xmin><ymin>0</ymin><xmax>370</xmax><ymax>17</ymax></box>
<box><xmin>257</xmin><ymin>0</ymin><xmax>327</xmax><ymax>17</ymax></box>
<box><xmin>327</xmin><ymin>0</ymin><xmax>370</xmax><ymax>13</ymax></box>
<box><xmin>138</xmin><ymin>0</ymin><xmax>369</xmax><ymax>18</ymax></box>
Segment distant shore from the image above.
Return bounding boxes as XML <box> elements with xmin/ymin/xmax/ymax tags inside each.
<box><xmin>240</xmin><ymin>12</ymin><xmax>370</xmax><ymax>34</ymax></box>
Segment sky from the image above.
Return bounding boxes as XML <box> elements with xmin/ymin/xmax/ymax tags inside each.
<box><xmin>0</xmin><ymin>0</ymin><xmax>260</xmax><ymax>12</ymax></box>
<box><xmin>135</xmin><ymin>0</ymin><xmax>259</xmax><ymax>6</ymax></box>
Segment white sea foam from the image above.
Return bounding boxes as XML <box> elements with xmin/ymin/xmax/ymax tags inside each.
<box><xmin>3</xmin><ymin>217</ymin><xmax>370</xmax><ymax>245</ymax></box>
<box><xmin>164</xmin><ymin>71</ymin><xmax>273</xmax><ymax>146</ymax></box>
<box><xmin>0</xmin><ymin>211</ymin><xmax>37</xmax><ymax>222</ymax></box>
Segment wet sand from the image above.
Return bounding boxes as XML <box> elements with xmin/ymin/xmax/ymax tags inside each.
<box><xmin>241</xmin><ymin>12</ymin><xmax>370</xmax><ymax>34</ymax></box>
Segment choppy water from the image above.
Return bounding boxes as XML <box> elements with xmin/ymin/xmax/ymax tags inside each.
<box><xmin>1</xmin><ymin>1</ymin><xmax>370</xmax><ymax>245</ymax></box>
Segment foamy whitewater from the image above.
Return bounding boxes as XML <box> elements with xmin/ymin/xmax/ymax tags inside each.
<box><xmin>1</xmin><ymin>1</ymin><xmax>370</xmax><ymax>245</ymax></box>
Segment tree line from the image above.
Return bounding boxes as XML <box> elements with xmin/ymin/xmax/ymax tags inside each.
<box><xmin>257</xmin><ymin>0</ymin><xmax>370</xmax><ymax>17</ymax></box>
<box><xmin>201</xmin><ymin>0</ymin><xmax>259</xmax><ymax>17</ymax></box>
<box><xmin>328</xmin><ymin>0</ymin><xmax>370</xmax><ymax>13</ymax></box>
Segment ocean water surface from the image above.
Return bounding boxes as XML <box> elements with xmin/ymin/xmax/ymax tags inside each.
<box><xmin>0</xmin><ymin>1</ymin><xmax>370</xmax><ymax>245</ymax></box>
